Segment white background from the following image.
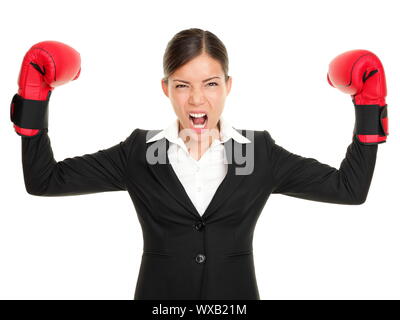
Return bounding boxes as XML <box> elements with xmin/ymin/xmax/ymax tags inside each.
<box><xmin>0</xmin><ymin>0</ymin><xmax>398</xmax><ymax>299</ymax></box>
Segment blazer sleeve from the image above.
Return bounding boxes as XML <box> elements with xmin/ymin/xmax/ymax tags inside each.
<box><xmin>264</xmin><ymin>131</ymin><xmax>379</xmax><ymax>204</ymax></box>
<box><xmin>21</xmin><ymin>129</ymin><xmax>138</xmax><ymax>196</ymax></box>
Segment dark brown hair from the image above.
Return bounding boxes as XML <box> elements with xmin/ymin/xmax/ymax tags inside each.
<box><xmin>162</xmin><ymin>28</ymin><xmax>230</xmax><ymax>84</ymax></box>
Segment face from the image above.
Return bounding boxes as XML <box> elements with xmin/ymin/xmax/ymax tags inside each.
<box><xmin>161</xmin><ymin>52</ymin><xmax>232</xmax><ymax>143</ymax></box>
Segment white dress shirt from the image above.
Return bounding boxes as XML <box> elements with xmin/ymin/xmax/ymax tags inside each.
<box><xmin>146</xmin><ymin>115</ymin><xmax>251</xmax><ymax>216</ymax></box>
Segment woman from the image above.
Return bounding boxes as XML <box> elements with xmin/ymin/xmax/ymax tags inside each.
<box><xmin>10</xmin><ymin>28</ymin><xmax>387</xmax><ymax>299</ymax></box>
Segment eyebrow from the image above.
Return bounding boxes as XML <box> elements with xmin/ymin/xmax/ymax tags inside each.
<box><xmin>172</xmin><ymin>76</ymin><xmax>221</xmax><ymax>84</ymax></box>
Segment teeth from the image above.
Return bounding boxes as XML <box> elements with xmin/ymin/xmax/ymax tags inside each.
<box><xmin>189</xmin><ymin>112</ymin><xmax>206</xmax><ymax>118</ymax></box>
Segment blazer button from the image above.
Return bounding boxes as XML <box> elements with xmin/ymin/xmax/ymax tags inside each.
<box><xmin>193</xmin><ymin>221</ymin><xmax>205</xmax><ymax>231</ymax></box>
<box><xmin>195</xmin><ymin>254</ymin><xmax>206</xmax><ymax>264</ymax></box>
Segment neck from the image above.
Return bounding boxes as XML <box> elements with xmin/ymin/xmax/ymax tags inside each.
<box><xmin>179</xmin><ymin>120</ymin><xmax>221</xmax><ymax>158</ymax></box>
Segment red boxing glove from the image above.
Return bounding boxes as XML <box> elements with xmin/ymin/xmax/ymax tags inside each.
<box><xmin>10</xmin><ymin>41</ymin><xmax>81</xmax><ymax>137</ymax></box>
<box><xmin>327</xmin><ymin>49</ymin><xmax>388</xmax><ymax>145</ymax></box>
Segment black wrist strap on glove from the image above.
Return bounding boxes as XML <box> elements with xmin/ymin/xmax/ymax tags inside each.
<box><xmin>354</xmin><ymin>104</ymin><xmax>387</xmax><ymax>137</ymax></box>
<box><xmin>10</xmin><ymin>91</ymin><xmax>51</xmax><ymax>129</ymax></box>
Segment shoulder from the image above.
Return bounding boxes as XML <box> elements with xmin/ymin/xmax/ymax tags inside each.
<box><xmin>262</xmin><ymin>129</ymin><xmax>276</xmax><ymax>146</ymax></box>
<box><xmin>233</xmin><ymin>128</ymin><xmax>275</xmax><ymax>145</ymax></box>
<box><xmin>126</xmin><ymin>128</ymin><xmax>163</xmax><ymax>142</ymax></box>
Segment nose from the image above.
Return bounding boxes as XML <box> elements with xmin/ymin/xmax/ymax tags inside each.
<box><xmin>189</xmin><ymin>87</ymin><xmax>206</xmax><ymax>105</ymax></box>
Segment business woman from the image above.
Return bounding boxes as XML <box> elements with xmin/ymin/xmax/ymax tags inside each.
<box><xmin>10</xmin><ymin>28</ymin><xmax>388</xmax><ymax>300</ymax></box>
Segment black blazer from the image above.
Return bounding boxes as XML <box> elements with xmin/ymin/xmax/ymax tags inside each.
<box><xmin>21</xmin><ymin>128</ymin><xmax>378</xmax><ymax>299</ymax></box>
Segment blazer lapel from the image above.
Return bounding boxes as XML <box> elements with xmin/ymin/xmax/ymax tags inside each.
<box><xmin>201</xmin><ymin>137</ymin><xmax>247</xmax><ymax>220</ymax></box>
<box><xmin>146</xmin><ymin>138</ymin><xmax>201</xmax><ymax>220</ymax></box>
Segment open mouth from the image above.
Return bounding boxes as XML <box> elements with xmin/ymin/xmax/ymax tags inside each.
<box><xmin>188</xmin><ymin>112</ymin><xmax>208</xmax><ymax>129</ymax></box>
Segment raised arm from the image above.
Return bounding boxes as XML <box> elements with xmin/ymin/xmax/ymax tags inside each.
<box><xmin>10</xmin><ymin>41</ymin><xmax>136</xmax><ymax>196</ymax></box>
<box><xmin>268</xmin><ymin>49</ymin><xmax>388</xmax><ymax>205</ymax></box>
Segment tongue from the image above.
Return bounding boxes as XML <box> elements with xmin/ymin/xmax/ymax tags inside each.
<box><xmin>192</xmin><ymin>116</ymin><xmax>206</xmax><ymax>125</ymax></box>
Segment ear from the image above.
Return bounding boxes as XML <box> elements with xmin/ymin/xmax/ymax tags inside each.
<box><xmin>226</xmin><ymin>76</ymin><xmax>232</xmax><ymax>95</ymax></box>
<box><xmin>161</xmin><ymin>78</ymin><xmax>169</xmax><ymax>97</ymax></box>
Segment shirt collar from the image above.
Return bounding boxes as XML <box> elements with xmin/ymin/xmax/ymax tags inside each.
<box><xmin>145</xmin><ymin>115</ymin><xmax>251</xmax><ymax>146</ymax></box>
